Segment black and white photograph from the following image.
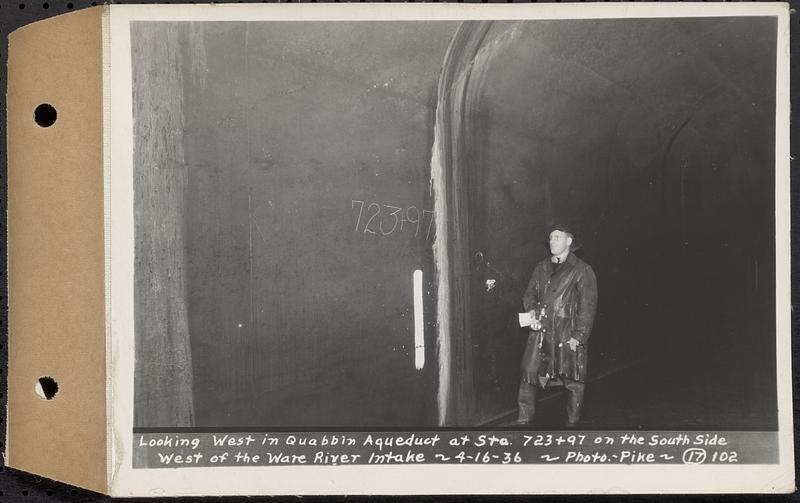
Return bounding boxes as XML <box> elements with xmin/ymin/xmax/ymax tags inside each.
<box><xmin>107</xmin><ymin>2</ymin><xmax>792</xmax><ymax>495</ymax></box>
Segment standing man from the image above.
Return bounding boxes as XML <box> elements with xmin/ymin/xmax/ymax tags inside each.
<box><xmin>517</xmin><ymin>224</ymin><xmax>598</xmax><ymax>427</ymax></box>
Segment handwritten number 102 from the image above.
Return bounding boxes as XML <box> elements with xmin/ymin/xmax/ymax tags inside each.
<box><xmin>352</xmin><ymin>200</ymin><xmax>434</xmax><ymax>240</ymax></box>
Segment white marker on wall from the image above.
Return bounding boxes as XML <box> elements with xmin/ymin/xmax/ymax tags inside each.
<box><xmin>413</xmin><ymin>269</ymin><xmax>425</xmax><ymax>370</ymax></box>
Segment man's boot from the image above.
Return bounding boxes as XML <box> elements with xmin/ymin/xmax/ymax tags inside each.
<box><xmin>516</xmin><ymin>381</ymin><xmax>537</xmax><ymax>425</ymax></box>
<box><xmin>563</xmin><ymin>379</ymin><xmax>585</xmax><ymax>427</ymax></box>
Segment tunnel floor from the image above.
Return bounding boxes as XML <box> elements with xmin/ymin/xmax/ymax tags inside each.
<box><xmin>490</xmin><ymin>338</ymin><xmax>778</xmax><ymax>431</ymax></box>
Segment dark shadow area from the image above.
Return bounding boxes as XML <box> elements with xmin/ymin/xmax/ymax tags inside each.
<box><xmin>460</xmin><ymin>17</ymin><xmax>778</xmax><ymax>429</ymax></box>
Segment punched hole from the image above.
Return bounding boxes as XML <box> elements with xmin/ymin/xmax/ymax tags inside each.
<box><xmin>35</xmin><ymin>376</ymin><xmax>58</xmax><ymax>400</ymax></box>
<box><xmin>34</xmin><ymin>103</ymin><xmax>57</xmax><ymax>128</ymax></box>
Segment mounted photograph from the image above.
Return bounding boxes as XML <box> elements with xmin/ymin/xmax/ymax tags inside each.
<box><xmin>6</xmin><ymin>2</ymin><xmax>790</xmax><ymax>496</ymax></box>
<box><xmin>105</xmin><ymin>2</ymin><xmax>792</xmax><ymax>495</ymax></box>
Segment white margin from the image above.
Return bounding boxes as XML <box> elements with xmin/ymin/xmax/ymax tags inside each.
<box><xmin>101</xmin><ymin>3</ymin><xmax>114</xmax><ymax>495</ymax></box>
<box><xmin>773</xmin><ymin>0</ymin><xmax>794</xmax><ymax>483</ymax></box>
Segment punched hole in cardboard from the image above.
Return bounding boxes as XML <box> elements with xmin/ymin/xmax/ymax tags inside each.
<box><xmin>34</xmin><ymin>103</ymin><xmax>57</xmax><ymax>128</ymax></box>
<box><xmin>35</xmin><ymin>376</ymin><xmax>58</xmax><ymax>400</ymax></box>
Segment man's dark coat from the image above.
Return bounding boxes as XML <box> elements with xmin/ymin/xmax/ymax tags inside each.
<box><xmin>521</xmin><ymin>252</ymin><xmax>598</xmax><ymax>384</ymax></box>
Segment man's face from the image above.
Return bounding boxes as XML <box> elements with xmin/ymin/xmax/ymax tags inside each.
<box><xmin>549</xmin><ymin>230</ymin><xmax>572</xmax><ymax>256</ymax></box>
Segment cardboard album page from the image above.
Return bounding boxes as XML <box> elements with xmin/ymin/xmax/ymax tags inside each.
<box><xmin>7</xmin><ymin>7</ymin><xmax>107</xmax><ymax>494</ymax></box>
<box><xmin>9</xmin><ymin>2</ymin><xmax>795</xmax><ymax>496</ymax></box>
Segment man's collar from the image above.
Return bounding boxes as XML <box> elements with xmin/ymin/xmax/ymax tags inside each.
<box><xmin>551</xmin><ymin>252</ymin><xmax>576</xmax><ymax>266</ymax></box>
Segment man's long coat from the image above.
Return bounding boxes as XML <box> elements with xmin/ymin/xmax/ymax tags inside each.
<box><xmin>521</xmin><ymin>252</ymin><xmax>598</xmax><ymax>384</ymax></box>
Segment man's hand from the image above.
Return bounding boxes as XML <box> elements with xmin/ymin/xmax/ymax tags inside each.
<box><xmin>567</xmin><ymin>337</ymin><xmax>580</xmax><ymax>351</ymax></box>
<box><xmin>528</xmin><ymin>310</ymin><xmax>542</xmax><ymax>331</ymax></box>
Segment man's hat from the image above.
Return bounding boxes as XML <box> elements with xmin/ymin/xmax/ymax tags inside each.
<box><xmin>546</xmin><ymin>223</ymin><xmax>581</xmax><ymax>251</ymax></box>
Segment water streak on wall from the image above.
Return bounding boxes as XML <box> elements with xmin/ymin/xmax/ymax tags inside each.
<box><xmin>431</xmin><ymin>21</ymin><xmax>522</xmax><ymax>425</ymax></box>
<box><xmin>132</xmin><ymin>23</ymin><xmax>196</xmax><ymax>427</ymax></box>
